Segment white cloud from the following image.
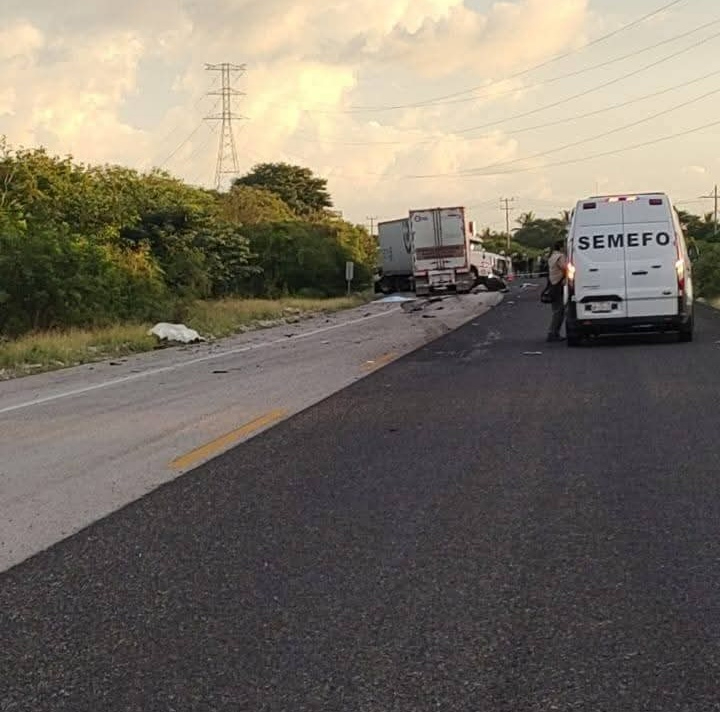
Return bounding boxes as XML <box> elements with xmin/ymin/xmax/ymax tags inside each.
<box><xmin>0</xmin><ymin>0</ymin><xmax>605</xmax><ymax>221</ymax></box>
<box><xmin>378</xmin><ymin>0</ymin><xmax>588</xmax><ymax>78</ymax></box>
<box><xmin>0</xmin><ymin>20</ymin><xmax>44</xmax><ymax>62</ymax></box>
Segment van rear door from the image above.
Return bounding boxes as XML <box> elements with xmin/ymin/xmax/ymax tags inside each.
<box><xmin>571</xmin><ymin>199</ymin><xmax>629</xmax><ymax>319</ymax></box>
<box><xmin>621</xmin><ymin>196</ymin><xmax>678</xmax><ymax>318</ymax></box>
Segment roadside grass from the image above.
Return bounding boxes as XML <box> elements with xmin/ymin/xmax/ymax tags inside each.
<box><xmin>0</xmin><ymin>293</ymin><xmax>372</xmax><ymax>380</ymax></box>
<box><xmin>182</xmin><ymin>294</ymin><xmax>368</xmax><ymax>338</ymax></box>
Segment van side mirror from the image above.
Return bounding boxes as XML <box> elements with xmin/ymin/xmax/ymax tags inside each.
<box><xmin>688</xmin><ymin>244</ymin><xmax>700</xmax><ymax>261</ymax></box>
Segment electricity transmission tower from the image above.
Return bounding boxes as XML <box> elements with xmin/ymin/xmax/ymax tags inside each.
<box><xmin>205</xmin><ymin>63</ymin><xmax>246</xmax><ymax>190</ymax></box>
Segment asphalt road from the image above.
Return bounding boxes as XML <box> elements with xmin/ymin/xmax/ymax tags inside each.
<box><xmin>0</xmin><ymin>292</ymin><xmax>499</xmax><ymax>572</ymax></box>
<box><xmin>3</xmin><ymin>292</ymin><xmax>720</xmax><ymax>711</ymax></box>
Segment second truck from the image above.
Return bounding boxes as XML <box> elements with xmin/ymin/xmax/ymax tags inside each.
<box><xmin>409</xmin><ymin>206</ymin><xmax>476</xmax><ymax>296</ymax></box>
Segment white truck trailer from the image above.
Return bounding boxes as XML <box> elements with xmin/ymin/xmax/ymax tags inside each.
<box><xmin>409</xmin><ymin>206</ymin><xmax>475</xmax><ymax>296</ymax></box>
<box><xmin>375</xmin><ymin>218</ymin><xmax>414</xmax><ymax>294</ymax></box>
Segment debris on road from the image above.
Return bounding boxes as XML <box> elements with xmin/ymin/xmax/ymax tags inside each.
<box><xmin>401</xmin><ymin>303</ymin><xmax>423</xmax><ymax>313</ymax></box>
<box><xmin>523</xmin><ymin>351</ymin><xmax>543</xmax><ymax>356</ymax></box>
<box><xmin>258</xmin><ymin>319</ymin><xmax>283</xmax><ymax>329</ymax></box>
<box><xmin>375</xmin><ymin>295</ymin><xmax>415</xmax><ymax>303</ymax></box>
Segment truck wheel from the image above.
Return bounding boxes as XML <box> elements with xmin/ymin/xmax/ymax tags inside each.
<box><xmin>379</xmin><ymin>277</ymin><xmax>393</xmax><ymax>294</ymax></box>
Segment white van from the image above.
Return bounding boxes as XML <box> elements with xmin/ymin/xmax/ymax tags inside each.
<box><xmin>565</xmin><ymin>193</ymin><xmax>695</xmax><ymax>345</ymax></box>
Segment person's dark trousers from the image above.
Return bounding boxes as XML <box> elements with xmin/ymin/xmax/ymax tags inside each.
<box><xmin>548</xmin><ymin>288</ymin><xmax>565</xmax><ymax>341</ymax></box>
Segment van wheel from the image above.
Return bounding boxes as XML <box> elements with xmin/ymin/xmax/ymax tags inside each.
<box><xmin>679</xmin><ymin>321</ymin><xmax>693</xmax><ymax>342</ymax></box>
<box><xmin>567</xmin><ymin>331</ymin><xmax>581</xmax><ymax>347</ymax></box>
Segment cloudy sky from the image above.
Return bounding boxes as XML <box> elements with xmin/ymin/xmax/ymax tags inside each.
<box><xmin>1</xmin><ymin>0</ymin><xmax>718</xmax><ymax>230</ymax></box>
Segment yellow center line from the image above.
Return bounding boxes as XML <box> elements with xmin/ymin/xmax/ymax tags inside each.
<box><xmin>170</xmin><ymin>408</ymin><xmax>288</xmax><ymax>471</ymax></box>
<box><xmin>361</xmin><ymin>352</ymin><xmax>398</xmax><ymax>372</ymax></box>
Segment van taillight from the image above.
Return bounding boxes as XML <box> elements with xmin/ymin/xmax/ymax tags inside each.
<box><xmin>567</xmin><ymin>262</ymin><xmax>576</xmax><ymax>282</ymax></box>
<box><xmin>676</xmin><ymin>258</ymin><xmax>685</xmax><ymax>293</ymax></box>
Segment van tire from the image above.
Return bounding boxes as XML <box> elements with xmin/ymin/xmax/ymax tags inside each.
<box><xmin>566</xmin><ymin>331</ymin><xmax>582</xmax><ymax>347</ymax></box>
<box><xmin>679</xmin><ymin>319</ymin><xmax>693</xmax><ymax>342</ymax></box>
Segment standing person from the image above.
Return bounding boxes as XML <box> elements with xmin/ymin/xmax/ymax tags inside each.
<box><xmin>546</xmin><ymin>239</ymin><xmax>567</xmax><ymax>342</ymax></box>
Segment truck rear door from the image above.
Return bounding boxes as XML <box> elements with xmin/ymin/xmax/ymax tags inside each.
<box><xmin>437</xmin><ymin>207</ymin><xmax>468</xmax><ymax>271</ymax></box>
<box><xmin>411</xmin><ymin>207</ymin><xmax>467</xmax><ymax>286</ymax></box>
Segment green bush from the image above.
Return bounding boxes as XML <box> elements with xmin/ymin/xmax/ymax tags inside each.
<box><xmin>0</xmin><ymin>220</ymin><xmax>168</xmax><ymax>337</ymax></box>
<box><xmin>242</xmin><ymin>220</ymin><xmax>373</xmax><ymax>298</ymax></box>
<box><xmin>692</xmin><ymin>241</ymin><xmax>720</xmax><ymax>299</ymax></box>
<box><xmin>0</xmin><ymin>142</ymin><xmax>374</xmax><ymax>338</ymax></box>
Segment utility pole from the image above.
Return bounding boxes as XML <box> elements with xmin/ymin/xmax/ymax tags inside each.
<box><xmin>205</xmin><ymin>63</ymin><xmax>246</xmax><ymax>191</ymax></box>
<box><xmin>700</xmin><ymin>184</ymin><xmax>718</xmax><ymax>236</ymax></box>
<box><xmin>366</xmin><ymin>215</ymin><xmax>378</xmax><ymax>238</ymax></box>
<box><xmin>500</xmin><ymin>197</ymin><xmax>515</xmax><ymax>252</ymax></box>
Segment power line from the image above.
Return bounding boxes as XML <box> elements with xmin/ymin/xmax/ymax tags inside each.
<box><xmin>447</xmin><ymin>84</ymin><xmax>720</xmax><ymax>178</ymax></box>
<box><xmin>427</xmin><ymin>17</ymin><xmax>720</xmax><ymax>110</ymax></box>
<box><xmin>151</xmin><ymin>73</ymin><xmax>222</xmax><ymax>159</ymax></box>
<box><xmin>155</xmin><ymin>104</ymin><xmax>219</xmax><ymax>169</ymax></box>
<box><xmin>205</xmin><ymin>62</ymin><xmax>246</xmax><ymax>190</ymax></box>
<box><xmin>325</xmin><ymin>12</ymin><xmax>719</xmax><ymax>115</ymax></box>
<box><xmin>288</xmin><ymin>65</ymin><xmax>720</xmax><ymax>147</ymax></box>
<box><xmin>308</xmin><ymin>0</ymin><xmax>688</xmax><ymax>113</ymax></box>
<box><xmin>178</xmin><ymin>124</ymin><xmax>222</xmax><ymax>186</ymax></box>
<box><xmin>449</xmin><ymin>29</ymin><xmax>720</xmax><ymax>136</ymax></box>
<box><xmin>328</xmin><ymin>72</ymin><xmax>720</xmax><ymax>183</ymax></box>
<box><xmin>414</xmin><ymin>116</ymin><xmax>720</xmax><ymax>179</ymax></box>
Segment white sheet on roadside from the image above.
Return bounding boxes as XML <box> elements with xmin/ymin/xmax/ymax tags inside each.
<box><xmin>149</xmin><ymin>323</ymin><xmax>205</xmax><ymax>343</ymax></box>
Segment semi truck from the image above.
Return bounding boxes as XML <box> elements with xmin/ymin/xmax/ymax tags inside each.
<box><xmin>409</xmin><ymin>206</ymin><xmax>475</xmax><ymax>296</ymax></box>
<box><xmin>375</xmin><ymin>218</ymin><xmax>414</xmax><ymax>294</ymax></box>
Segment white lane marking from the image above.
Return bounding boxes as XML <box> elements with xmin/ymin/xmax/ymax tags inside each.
<box><xmin>0</xmin><ymin>308</ymin><xmax>400</xmax><ymax>415</ymax></box>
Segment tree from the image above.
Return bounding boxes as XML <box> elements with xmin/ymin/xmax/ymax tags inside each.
<box><xmin>234</xmin><ymin>162</ymin><xmax>332</xmax><ymax>216</ymax></box>
<box><xmin>691</xmin><ymin>241</ymin><xmax>720</xmax><ymax>298</ymax></box>
<box><xmin>517</xmin><ymin>211</ymin><xmax>536</xmax><ymax>228</ymax></box>
<box><xmin>0</xmin><ymin>141</ymin><xmax>261</xmax><ymax>336</ymax></box>
<box><xmin>512</xmin><ymin>216</ymin><xmax>567</xmax><ymax>251</ymax></box>
<box><xmin>677</xmin><ymin>210</ymin><xmax>705</xmax><ymax>239</ymax></box>
<box><xmin>241</xmin><ymin>219</ymin><xmax>373</xmax><ymax>298</ymax></box>
<box><xmin>0</xmin><ymin>213</ymin><xmax>167</xmax><ymax>336</ymax></box>
<box><xmin>219</xmin><ymin>184</ymin><xmax>295</xmax><ymax>225</ymax></box>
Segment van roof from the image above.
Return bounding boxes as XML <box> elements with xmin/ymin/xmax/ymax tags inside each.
<box><xmin>575</xmin><ymin>194</ymin><xmax>671</xmax><ymax>211</ymax></box>
<box><xmin>583</xmin><ymin>192</ymin><xmax>667</xmax><ymax>201</ymax></box>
